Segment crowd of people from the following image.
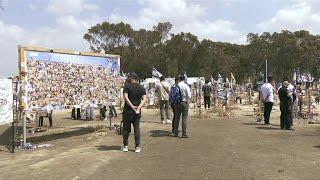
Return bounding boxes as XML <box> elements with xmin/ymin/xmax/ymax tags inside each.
<box><xmin>26</xmin><ymin>59</ymin><xmax>124</xmax><ymax>109</ymax></box>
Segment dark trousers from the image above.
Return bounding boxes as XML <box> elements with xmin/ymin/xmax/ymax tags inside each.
<box><xmin>39</xmin><ymin>113</ymin><xmax>52</xmax><ymax>127</ymax></box>
<box><xmin>72</xmin><ymin>108</ymin><xmax>76</xmax><ymax>119</ymax></box>
<box><xmin>204</xmin><ymin>96</ymin><xmax>210</xmax><ymax>109</ymax></box>
<box><xmin>109</xmin><ymin>105</ymin><xmax>117</xmax><ymax>117</ymax></box>
<box><xmin>72</xmin><ymin>108</ymin><xmax>81</xmax><ymax>119</ymax></box>
<box><xmin>263</xmin><ymin>102</ymin><xmax>273</xmax><ymax>124</ymax></box>
<box><xmin>39</xmin><ymin>117</ymin><xmax>43</xmax><ymax>127</ymax></box>
<box><xmin>171</xmin><ymin>104</ymin><xmax>177</xmax><ymax>133</ymax></box>
<box><xmin>174</xmin><ymin>102</ymin><xmax>189</xmax><ymax>136</ymax></box>
<box><xmin>76</xmin><ymin>108</ymin><xmax>81</xmax><ymax>119</ymax></box>
<box><xmin>100</xmin><ymin>106</ymin><xmax>107</xmax><ymax>120</ymax></box>
<box><xmin>280</xmin><ymin>103</ymin><xmax>293</xmax><ymax>129</ymax></box>
<box><xmin>122</xmin><ymin>111</ymin><xmax>141</xmax><ymax>147</ymax></box>
<box><xmin>235</xmin><ymin>96</ymin><xmax>242</xmax><ymax>104</ymax></box>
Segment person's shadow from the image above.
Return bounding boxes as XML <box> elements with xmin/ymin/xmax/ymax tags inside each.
<box><xmin>96</xmin><ymin>145</ymin><xmax>122</xmax><ymax>151</ymax></box>
<box><xmin>150</xmin><ymin>130</ymin><xmax>172</xmax><ymax>137</ymax></box>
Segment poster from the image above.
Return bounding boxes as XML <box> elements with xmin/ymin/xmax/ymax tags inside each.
<box><xmin>0</xmin><ymin>79</ymin><xmax>13</xmax><ymax>125</ymax></box>
<box><xmin>23</xmin><ymin>49</ymin><xmax>121</xmax><ymax>108</ymax></box>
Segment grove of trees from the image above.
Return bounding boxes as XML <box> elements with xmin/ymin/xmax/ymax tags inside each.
<box><xmin>84</xmin><ymin>22</ymin><xmax>320</xmax><ymax>83</ymax></box>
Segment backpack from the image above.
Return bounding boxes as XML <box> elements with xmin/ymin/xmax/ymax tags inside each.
<box><xmin>169</xmin><ymin>85</ymin><xmax>181</xmax><ymax>105</ymax></box>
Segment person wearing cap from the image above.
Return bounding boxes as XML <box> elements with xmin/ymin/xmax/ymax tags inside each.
<box><xmin>278</xmin><ymin>81</ymin><xmax>294</xmax><ymax>130</ymax></box>
<box><xmin>155</xmin><ymin>76</ymin><xmax>171</xmax><ymax>124</ymax></box>
<box><xmin>260</xmin><ymin>76</ymin><xmax>275</xmax><ymax>125</ymax></box>
<box><xmin>174</xmin><ymin>75</ymin><xmax>192</xmax><ymax>138</ymax></box>
<box><xmin>122</xmin><ymin>72</ymin><xmax>147</xmax><ymax>153</ymax></box>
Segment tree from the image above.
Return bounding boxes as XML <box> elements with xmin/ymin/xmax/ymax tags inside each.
<box><xmin>83</xmin><ymin>21</ymin><xmax>320</xmax><ymax>83</ymax></box>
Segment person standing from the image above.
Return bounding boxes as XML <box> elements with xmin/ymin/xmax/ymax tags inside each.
<box><xmin>260</xmin><ymin>76</ymin><xmax>275</xmax><ymax>125</ymax></box>
<box><xmin>202</xmin><ymin>80</ymin><xmax>212</xmax><ymax>110</ymax></box>
<box><xmin>169</xmin><ymin>77</ymin><xmax>180</xmax><ymax>134</ymax></box>
<box><xmin>155</xmin><ymin>76</ymin><xmax>171</xmax><ymax>124</ymax></box>
<box><xmin>122</xmin><ymin>72</ymin><xmax>147</xmax><ymax>153</ymax></box>
<box><xmin>278</xmin><ymin>81</ymin><xmax>294</xmax><ymax>130</ymax></box>
<box><xmin>174</xmin><ymin>75</ymin><xmax>191</xmax><ymax>138</ymax></box>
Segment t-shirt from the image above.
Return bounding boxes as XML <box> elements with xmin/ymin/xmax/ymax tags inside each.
<box><xmin>202</xmin><ymin>84</ymin><xmax>212</xmax><ymax>97</ymax></box>
<box><xmin>178</xmin><ymin>81</ymin><xmax>191</xmax><ymax>103</ymax></box>
<box><xmin>156</xmin><ymin>81</ymin><xmax>170</xmax><ymax>101</ymax></box>
<box><xmin>123</xmin><ymin>82</ymin><xmax>146</xmax><ymax>113</ymax></box>
<box><xmin>261</xmin><ymin>83</ymin><xmax>274</xmax><ymax>103</ymax></box>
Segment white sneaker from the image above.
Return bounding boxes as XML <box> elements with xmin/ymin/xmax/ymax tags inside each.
<box><xmin>122</xmin><ymin>146</ymin><xmax>128</xmax><ymax>152</ymax></box>
<box><xmin>162</xmin><ymin>121</ymin><xmax>166</xmax><ymax>124</ymax></box>
<box><xmin>135</xmin><ymin>147</ymin><xmax>141</xmax><ymax>153</ymax></box>
<box><xmin>166</xmin><ymin>120</ymin><xmax>172</xmax><ymax>124</ymax></box>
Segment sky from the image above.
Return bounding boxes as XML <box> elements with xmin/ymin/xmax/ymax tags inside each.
<box><xmin>1</xmin><ymin>0</ymin><xmax>320</xmax><ymax>77</ymax></box>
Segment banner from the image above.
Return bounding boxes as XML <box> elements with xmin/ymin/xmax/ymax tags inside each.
<box><xmin>0</xmin><ymin>79</ymin><xmax>13</xmax><ymax>125</ymax></box>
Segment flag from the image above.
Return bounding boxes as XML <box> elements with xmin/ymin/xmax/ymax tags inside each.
<box><xmin>230</xmin><ymin>72</ymin><xmax>236</xmax><ymax>84</ymax></box>
<box><xmin>184</xmin><ymin>72</ymin><xmax>188</xmax><ymax>85</ymax></box>
<box><xmin>217</xmin><ymin>73</ymin><xmax>223</xmax><ymax>83</ymax></box>
<box><xmin>152</xmin><ymin>68</ymin><xmax>163</xmax><ymax>78</ymax></box>
<box><xmin>293</xmin><ymin>69</ymin><xmax>297</xmax><ymax>82</ymax></box>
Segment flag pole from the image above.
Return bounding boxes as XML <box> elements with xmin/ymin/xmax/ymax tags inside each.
<box><xmin>265</xmin><ymin>58</ymin><xmax>268</xmax><ymax>83</ymax></box>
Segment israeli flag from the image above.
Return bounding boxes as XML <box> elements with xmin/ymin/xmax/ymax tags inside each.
<box><xmin>217</xmin><ymin>73</ymin><xmax>223</xmax><ymax>83</ymax></box>
<box><xmin>152</xmin><ymin>68</ymin><xmax>163</xmax><ymax>78</ymax></box>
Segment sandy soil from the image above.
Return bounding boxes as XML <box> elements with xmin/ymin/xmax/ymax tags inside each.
<box><xmin>0</xmin><ymin>104</ymin><xmax>320</xmax><ymax>180</ymax></box>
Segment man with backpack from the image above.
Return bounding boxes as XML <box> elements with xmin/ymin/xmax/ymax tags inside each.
<box><xmin>174</xmin><ymin>75</ymin><xmax>191</xmax><ymax>138</ymax></box>
<box><xmin>155</xmin><ymin>76</ymin><xmax>172</xmax><ymax>124</ymax></box>
<box><xmin>169</xmin><ymin>77</ymin><xmax>180</xmax><ymax>134</ymax></box>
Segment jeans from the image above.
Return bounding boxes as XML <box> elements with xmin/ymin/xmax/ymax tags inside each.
<box><xmin>174</xmin><ymin>102</ymin><xmax>189</xmax><ymax>136</ymax></box>
<box><xmin>39</xmin><ymin>113</ymin><xmax>52</xmax><ymax>127</ymax></box>
<box><xmin>263</xmin><ymin>102</ymin><xmax>273</xmax><ymax>124</ymax></box>
<box><xmin>122</xmin><ymin>111</ymin><xmax>141</xmax><ymax>147</ymax></box>
<box><xmin>204</xmin><ymin>96</ymin><xmax>210</xmax><ymax>109</ymax></box>
<box><xmin>159</xmin><ymin>100</ymin><xmax>170</xmax><ymax>121</ymax></box>
<box><xmin>86</xmin><ymin>107</ymin><xmax>93</xmax><ymax>120</ymax></box>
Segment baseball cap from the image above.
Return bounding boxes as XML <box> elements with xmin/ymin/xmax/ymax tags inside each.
<box><xmin>127</xmin><ymin>72</ymin><xmax>139</xmax><ymax>79</ymax></box>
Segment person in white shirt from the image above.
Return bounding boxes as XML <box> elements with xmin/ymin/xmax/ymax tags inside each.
<box><xmin>174</xmin><ymin>75</ymin><xmax>192</xmax><ymax>138</ymax></box>
<box><xmin>260</xmin><ymin>76</ymin><xmax>275</xmax><ymax>125</ymax></box>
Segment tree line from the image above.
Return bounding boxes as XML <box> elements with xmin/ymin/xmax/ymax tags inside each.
<box><xmin>83</xmin><ymin>21</ymin><xmax>320</xmax><ymax>83</ymax></box>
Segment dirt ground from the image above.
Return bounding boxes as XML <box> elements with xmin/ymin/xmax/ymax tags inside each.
<box><xmin>0</xmin><ymin>104</ymin><xmax>320</xmax><ymax>180</ymax></box>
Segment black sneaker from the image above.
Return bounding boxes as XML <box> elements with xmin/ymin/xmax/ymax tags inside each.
<box><xmin>182</xmin><ymin>135</ymin><xmax>189</xmax><ymax>138</ymax></box>
<box><xmin>285</xmin><ymin>128</ymin><xmax>295</xmax><ymax>131</ymax></box>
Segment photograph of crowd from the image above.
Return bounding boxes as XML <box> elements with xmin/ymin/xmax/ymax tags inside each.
<box><xmin>25</xmin><ymin>52</ymin><xmax>123</xmax><ymax>109</ymax></box>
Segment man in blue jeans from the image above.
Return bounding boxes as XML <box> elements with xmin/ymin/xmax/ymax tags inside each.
<box><xmin>122</xmin><ymin>72</ymin><xmax>147</xmax><ymax>153</ymax></box>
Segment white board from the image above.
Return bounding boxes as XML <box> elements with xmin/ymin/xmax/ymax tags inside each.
<box><xmin>0</xmin><ymin>79</ymin><xmax>13</xmax><ymax>125</ymax></box>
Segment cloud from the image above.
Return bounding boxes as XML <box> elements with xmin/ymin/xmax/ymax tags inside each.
<box><xmin>0</xmin><ymin>1</ymin><xmax>102</xmax><ymax>76</ymax></box>
<box><xmin>258</xmin><ymin>0</ymin><xmax>320</xmax><ymax>34</ymax></box>
<box><xmin>0</xmin><ymin>21</ymin><xmax>25</xmax><ymax>77</ymax></box>
<box><xmin>47</xmin><ymin>0</ymin><xmax>99</xmax><ymax>15</ymax></box>
<box><xmin>108</xmin><ymin>0</ymin><xmax>246</xmax><ymax>44</ymax></box>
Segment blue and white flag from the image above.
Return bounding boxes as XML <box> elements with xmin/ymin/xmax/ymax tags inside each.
<box><xmin>184</xmin><ymin>72</ymin><xmax>188</xmax><ymax>85</ymax></box>
<box><xmin>152</xmin><ymin>68</ymin><xmax>163</xmax><ymax>78</ymax></box>
<box><xmin>217</xmin><ymin>73</ymin><xmax>223</xmax><ymax>83</ymax></box>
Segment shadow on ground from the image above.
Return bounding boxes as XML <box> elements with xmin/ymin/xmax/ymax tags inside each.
<box><xmin>141</xmin><ymin>120</ymin><xmax>162</xmax><ymax>124</ymax></box>
<box><xmin>256</xmin><ymin>126</ymin><xmax>281</xmax><ymax>130</ymax></box>
<box><xmin>0</xmin><ymin>126</ymin><xmax>14</xmax><ymax>153</ymax></box>
<box><xmin>244</xmin><ymin>122</ymin><xmax>280</xmax><ymax>127</ymax></box>
<box><xmin>150</xmin><ymin>130</ymin><xmax>172</xmax><ymax>137</ymax></box>
<box><xmin>27</xmin><ymin>127</ymin><xmax>96</xmax><ymax>144</ymax></box>
<box><xmin>96</xmin><ymin>145</ymin><xmax>122</xmax><ymax>151</ymax></box>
